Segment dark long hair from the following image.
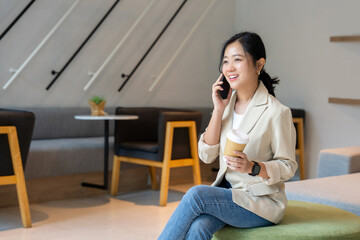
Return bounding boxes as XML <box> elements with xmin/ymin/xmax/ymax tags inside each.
<box><xmin>219</xmin><ymin>32</ymin><xmax>279</xmax><ymax>97</ymax></box>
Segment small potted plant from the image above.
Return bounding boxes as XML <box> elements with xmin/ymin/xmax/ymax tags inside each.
<box><xmin>88</xmin><ymin>95</ymin><xmax>107</xmax><ymax>116</ymax></box>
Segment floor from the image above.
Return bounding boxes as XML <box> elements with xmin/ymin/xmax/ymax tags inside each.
<box><xmin>0</xmin><ymin>183</ymin><xmax>202</xmax><ymax>240</ymax></box>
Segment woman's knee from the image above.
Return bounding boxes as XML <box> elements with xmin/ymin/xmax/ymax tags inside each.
<box><xmin>184</xmin><ymin>185</ymin><xmax>211</xmax><ymax>200</ymax></box>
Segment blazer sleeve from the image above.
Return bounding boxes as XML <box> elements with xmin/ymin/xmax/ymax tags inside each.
<box><xmin>198</xmin><ymin>132</ymin><xmax>220</xmax><ymax>164</ymax></box>
<box><xmin>262</xmin><ymin>107</ymin><xmax>298</xmax><ymax>185</ymax></box>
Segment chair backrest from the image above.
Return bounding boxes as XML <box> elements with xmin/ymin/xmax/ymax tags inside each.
<box><xmin>291</xmin><ymin>108</ymin><xmax>305</xmax><ymax>149</ymax></box>
<box><xmin>114</xmin><ymin>107</ymin><xmax>163</xmax><ymax>144</ymax></box>
<box><xmin>158</xmin><ymin>111</ymin><xmax>202</xmax><ymax>161</ymax></box>
<box><xmin>291</xmin><ymin>108</ymin><xmax>305</xmax><ymax>122</ymax></box>
<box><xmin>114</xmin><ymin>107</ymin><xmax>202</xmax><ymax>161</ymax></box>
<box><xmin>0</xmin><ymin>109</ymin><xmax>35</xmax><ymax>176</ymax></box>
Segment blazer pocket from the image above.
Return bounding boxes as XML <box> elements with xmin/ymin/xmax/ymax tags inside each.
<box><xmin>247</xmin><ymin>182</ymin><xmax>279</xmax><ymax>197</ymax></box>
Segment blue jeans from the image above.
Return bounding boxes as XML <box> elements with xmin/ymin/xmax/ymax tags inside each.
<box><xmin>158</xmin><ymin>184</ymin><xmax>274</xmax><ymax>240</ymax></box>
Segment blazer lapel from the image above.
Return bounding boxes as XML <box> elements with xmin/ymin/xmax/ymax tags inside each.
<box><xmin>238</xmin><ymin>82</ymin><xmax>269</xmax><ymax>135</ymax></box>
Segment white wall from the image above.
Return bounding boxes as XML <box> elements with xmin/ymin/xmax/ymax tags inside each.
<box><xmin>235</xmin><ymin>0</ymin><xmax>360</xmax><ymax>178</ymax></box>
<box><xmin>0</xmin><ymin>0</ymin><xmax>235</xmax><ymax>108</ymax></box>
<box><xmin>3</xmin><ymin>0</ymin><xmax>359</xmax><ymax>179</ymax></box>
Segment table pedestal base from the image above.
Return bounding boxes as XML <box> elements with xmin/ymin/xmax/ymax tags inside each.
<box><xmin>81</xmin><ymin>182</ymin><xmax>107</xmax><ymax>190</ymax></box>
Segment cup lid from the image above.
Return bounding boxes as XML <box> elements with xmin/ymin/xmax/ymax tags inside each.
<box><xmin>227</xmin><ymin>129</ymin><xmax>249</xmax><ymax>144</ymax></box>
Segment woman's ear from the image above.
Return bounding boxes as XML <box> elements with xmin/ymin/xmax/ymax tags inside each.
<box><xmin>256</xmin><ymin>58</ymin><xmax>266</xmax><ymax>73</ymax></box>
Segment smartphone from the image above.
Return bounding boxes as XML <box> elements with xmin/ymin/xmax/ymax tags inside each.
<box><xmin>218</xmin><ymin>75</ymin><xmax>230</xmax><ymax>99</ymax></box>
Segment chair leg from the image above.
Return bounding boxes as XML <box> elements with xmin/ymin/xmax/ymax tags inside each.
<box><xmin>149</xmin><ymin>167</ymin><xmax>158</xmax><ymax>190</ymax></box>
<box><xmin>111</xmin><ymin>156</ymin><xmax>121</xmax><ymax>196</ymax></box>
<box><xmin>297</xmin><ymin>119</ymin><xmax>305</xmax><ymax>180</ymax></box>
<box><xmin>159</xmin><ymin>122</ymin><xmax>174</xmax><ymax>207</ymax></box>
<box><xmin>7</xmin><ymin>127</ymin><xmax>31</xmax><ymax>228</ymax></box>
<box><xmin>159</xmin><ymin>164</ymin><xmax>170</xmax><ymax>207</ymax></box>
<box><xmin>189</xmin><ymin>122</ymin><xmax>201</xmax><ymax>185</ymax></box>
<box><xmin>192</xmin><ymin>160</ymin><xmax>202</xmax><ymax>186</ymax></box>
<box><xmin>15</xmin><ymin>180</ymin><xmax>31</xmax><ymax>228</ymax></box>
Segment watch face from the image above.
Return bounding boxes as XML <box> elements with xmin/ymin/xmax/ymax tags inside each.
<box><xmin>253</xmin><ymin>165</ymin><xmax>261</xmax><ymax>175</ymax></box>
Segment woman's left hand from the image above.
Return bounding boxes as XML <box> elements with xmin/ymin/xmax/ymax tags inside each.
<box><xmin>224</xmin><ymin>151</ymin><xmax>252</xmax><ymax>173</ymax></box>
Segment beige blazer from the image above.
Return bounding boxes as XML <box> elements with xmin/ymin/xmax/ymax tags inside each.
<box><xmin>198</xmin><ymin>81</ymin><xmax>297</xmax><ymax>223</ymax></box>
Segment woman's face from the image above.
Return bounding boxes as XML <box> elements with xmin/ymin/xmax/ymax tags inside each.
<box><xmin>221</xmin><ymin>41</ymin><xmax>258</xmax><ymax>90</ymax></box>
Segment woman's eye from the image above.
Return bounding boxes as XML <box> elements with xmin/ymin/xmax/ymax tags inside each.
<box><xmin>223</xmin><ymin>60</ymin><xmax>228</xmax><ymax>64</ymax></box>
<box><xmin>235</xmin><ymin>58</ymin><xmax>242</xmax><ymax>62</ymax></box>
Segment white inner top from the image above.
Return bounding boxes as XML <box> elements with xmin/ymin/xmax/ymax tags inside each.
<box><xmin>233</xmin><ymin>111</ymin><xmax>244</xmax><ymax>129</ymax></box>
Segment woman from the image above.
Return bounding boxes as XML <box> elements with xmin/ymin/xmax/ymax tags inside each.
<box><xmin>158</xmin><ymin>32</ymin><xmax>297</xmax><ymax>240</ymax></box>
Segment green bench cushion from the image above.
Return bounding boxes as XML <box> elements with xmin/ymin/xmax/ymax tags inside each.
<box><xmin>212</xmin><ymin>200</ymin><xmax>360</xmax><ymax>240</ymax></box>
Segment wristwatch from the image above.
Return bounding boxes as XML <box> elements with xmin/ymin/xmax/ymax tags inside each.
<box><xmin>248</xmin><ymin>161</ymin><xmax>261</xmax><ymax>176</ymax></box>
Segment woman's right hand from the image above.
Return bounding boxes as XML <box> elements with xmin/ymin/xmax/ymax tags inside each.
<box><xmin>204</xmin><ymin>74</ymin><xmax>231</xmax><ymax>145</ymax></box>
<box><xmin>212</xmin><ymin>74</ymin><xmax>232</xmax><ymax>113</ymax></box>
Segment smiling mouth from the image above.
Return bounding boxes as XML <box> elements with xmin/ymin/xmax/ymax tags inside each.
<box><xmin>228</xmin><ymin>75</ymin><xmax>238</xmax><ymax>81</ymax></box>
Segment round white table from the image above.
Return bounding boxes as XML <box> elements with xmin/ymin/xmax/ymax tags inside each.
<box><xmin>74</xmin><ymin>115</ymin><xmax>138</xmax><ymax>190</ymax></box>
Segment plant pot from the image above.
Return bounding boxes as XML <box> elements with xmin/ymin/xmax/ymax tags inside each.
<box><xmin>88</xmin><ymin>100</ymin><xmax>107</xmax><ymax>116</ymax></box>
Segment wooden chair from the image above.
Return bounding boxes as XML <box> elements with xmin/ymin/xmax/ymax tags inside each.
<box><xmin>110</xmin><ymin>107</ymin><xmax>202</xmax><ymax>206</ymax></box>
<box><xmin>0</xmin><ymin>109</ymin><xmax>35</xmax><ymax>228</ymax></box>
<box><xmin>291</xmin><ymin>109</ymin><xmax>306</xmax><ymax>180</ymax></box>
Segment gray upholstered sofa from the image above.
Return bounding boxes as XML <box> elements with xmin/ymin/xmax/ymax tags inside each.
<box><xmin>23</xmin><ymin>107</ymin><xmax>116</xmax><ymax>179</ymax></box>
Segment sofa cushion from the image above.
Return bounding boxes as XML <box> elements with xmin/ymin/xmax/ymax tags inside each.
<box><xmin>25</xmin><ymin>137</ymin><xmax>114</xmax><ymax>178</ymax></box>
<box><xmin>212</xmin><ymin>200</ymin><xmax>360</xmax><ymax>240</ymax></box>
<box><xmin>318</xmin><ymin>146</ymin><xmax>360</xmax><ymax>177</ymax></box>
<box><xmin>285</xmin><ymin>173</ymin><xmax>360</xmax><ymax>216</ymax></box>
